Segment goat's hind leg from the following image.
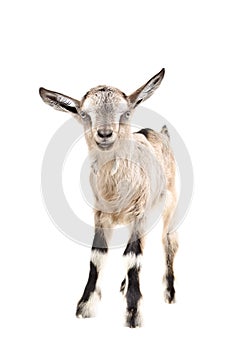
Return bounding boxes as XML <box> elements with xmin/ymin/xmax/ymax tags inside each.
<box><xmin>162</xmin><ymin>192</ymin><xmax>178</xmax><ymax>304</ymax></box>
<box><xmin>76</xmin><ymin>211</ymin><xmax>110</xmax><ymax>318</ymax></box>
<box><xmin>163</xmin><ymin>230</ymin><xmax>178</xmax><ymax>303</ymax></box>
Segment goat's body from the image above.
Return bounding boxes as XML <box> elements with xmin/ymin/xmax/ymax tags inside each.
<box><xmin>40</xmin><ymin>69</ymin><xmax>180</xmax><ymax>327</ymax></box>
<box><xmin>89</xmin><ymin>128</ymin><xmax>174</xmax><ymax>226</ymax></box>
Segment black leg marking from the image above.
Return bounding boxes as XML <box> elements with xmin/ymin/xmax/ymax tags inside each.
<box><xmin>76</xmin><ymin>261</ymin><xmax>100</xmax><ymax>317</ymax></box>
<box><xmin>92</xmin><ymin>227</ymin><xmax>108</xmax><ymax>253</ymax></box>
<box><xmin>123</xmin><ymin>234</ymin><xmax>143</xmax><ymax>328</ymax></box>
<box><xmin>76</xmin><ymin>226</ymin><xmax>108</xmax><ymax>318</ymax></box>
<box><xmin>123</xmin><ymin>238</ymin><xmax>142</xmax><ymax>256</ymax></box>
<box><xmin>125</xmin><ymin>266</ymin><xmax>142</xmax><ymax>328</ymax></box>
<box><xmin>77</xmin><ymin>262</ymin><xmax>97</xmax><ymax>302</ymax></box>
<box><xmin>166</xmin><ymin>273</ymin><xmax>175</xmax><ymax>303</ymax></box>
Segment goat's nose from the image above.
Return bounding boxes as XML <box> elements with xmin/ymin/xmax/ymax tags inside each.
<box><xmin>97</xmin><ymin>129</ymin><xmax>113</xmax><ymax>139</ymax></box>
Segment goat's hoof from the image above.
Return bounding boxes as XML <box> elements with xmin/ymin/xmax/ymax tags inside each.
<box><xmin>125</xmin><ymin>308</ymin><xmax>142</xmax><ymax>328</ymax></box>
<box><xmin>76</xmin><ymin>289</ymin><xmax>101</xmax><ymax>318</ymax></box>
<box><xmin>76</xmin><ymin>300</ymin><xmax>96</xmax><ymax>319</ymax></box>
<box><xmin>76</xmin><ymin>301</ymin><xmax>93</xmax><ymax>318</ymax></box>
<box><xmin>164</xmin><ymin>273</ymin><xmax>176</xmax><ymax>304</ymax></box>
<box><xmin>164</xmin><ymin>287</ymin><xmax>176</xmax><ymax>304</ymax></box>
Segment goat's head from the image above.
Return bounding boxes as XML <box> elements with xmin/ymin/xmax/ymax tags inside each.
<box><xmin>39</xmin><ymin>68</ymin><xmax>165</xmax><ymax>151</ymax></box>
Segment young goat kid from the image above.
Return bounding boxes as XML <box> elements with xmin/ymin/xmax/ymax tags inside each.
<box><xmin>39</xmin><ymin>68</ymin><xmax>178</xmax><ymax>328</ymax></box>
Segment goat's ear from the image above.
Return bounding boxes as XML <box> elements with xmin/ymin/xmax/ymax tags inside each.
<box><xmin>39</xmin><ymin>87</ymin><xmax>80</xmax><ymax>115</ymax></box>
<box><xmin>129</xmin><ymin>68</ymin><xmax>165</xmax><ymax>108</ymax></box>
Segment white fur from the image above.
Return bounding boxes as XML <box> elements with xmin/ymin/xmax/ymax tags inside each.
<box><xmin>124</xmin><ymin>252</ymin><xmax>142</xmax><ymax>270</ymax></box>
<box><xmin>77</xmin><ymin>288</ymin><xmax>101</xmax><ymax>318</ymax></box>
<box><xmin>91</xmin><ymin>250</ymin><xmax>107</xmax><ymax>271</ymax></box>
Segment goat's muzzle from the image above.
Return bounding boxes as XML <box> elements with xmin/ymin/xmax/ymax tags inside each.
<box><xmin>95</xmin><ymin>128</ymin><xmax>115</xmax><ymax>150</ymax></box>
<box><xmin>97</xmin><ymin>128</ymin><xmax>113</xmax><ymax>139</ymax></box>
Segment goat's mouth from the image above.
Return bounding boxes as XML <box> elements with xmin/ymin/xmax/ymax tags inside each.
<box><xmin>96</xmin><ymin>141</ymin><xmax>115</xmax><ymax>150</ymax></box>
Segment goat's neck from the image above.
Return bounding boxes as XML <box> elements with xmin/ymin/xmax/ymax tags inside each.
<box><xmin>89</xmin><ymin>135</ymin><xmax>135</xmax><ymax>175</ymax></box>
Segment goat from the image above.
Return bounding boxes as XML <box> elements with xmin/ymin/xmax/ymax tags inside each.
<box><xmin>39</xmin><ymin>68</ymin><xmax>178</xmax><ymax>328</ymax></box>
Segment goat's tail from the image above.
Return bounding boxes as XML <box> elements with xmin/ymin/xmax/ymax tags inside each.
<box><xmin>161</xmin><ymin>125</ymin><xmax>170</xmax><ymax>139</ymax></box>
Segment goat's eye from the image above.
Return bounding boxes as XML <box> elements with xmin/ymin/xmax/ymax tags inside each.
<box><xmin>120</xmin><ymin>111</ymin><xmax>131</xmax><ymax>122</ymax></box>
<box><xmin>80</xmin><ymin>111</ymin><xmax>87</xmax><ymax>119</ymax></box>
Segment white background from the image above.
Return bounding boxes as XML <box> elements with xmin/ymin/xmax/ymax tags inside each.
<box><xmin>1</xmin><ymin>0</ymin><xmax>236</xmax><ymax>349</ymax></box>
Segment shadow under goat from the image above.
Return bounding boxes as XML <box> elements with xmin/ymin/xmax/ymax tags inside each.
<box><xmin>39</xmin><ymin>68</ymin><xmax>178</xmax><ymax>328</ymax></box>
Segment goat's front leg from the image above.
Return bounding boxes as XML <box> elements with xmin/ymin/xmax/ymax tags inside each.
<box><xmin>76</xmin><ymin>211</ymin><xmax>109</xmax><ymax>318</ymax></box>
<box><xmin>121</xmin><ymin>221</ymin><xmax>144</xmax><ymax>328</ymax></box>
